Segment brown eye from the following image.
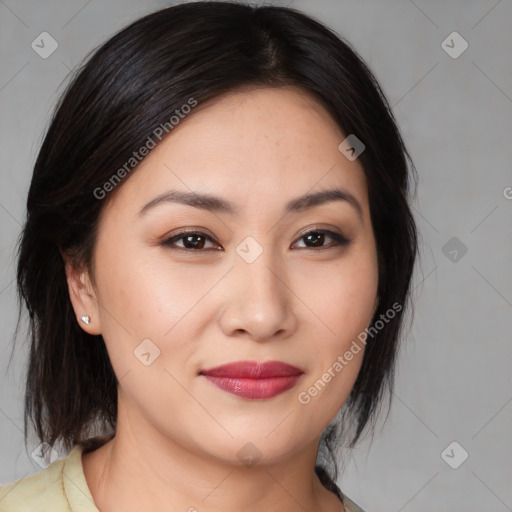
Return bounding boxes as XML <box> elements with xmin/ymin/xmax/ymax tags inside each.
<box><xmin>161</xmin><ymin>228</ymin><xmax>350</xmax><ymax>253</ymax></box>
<box><xmin>162</xmin><ymin>231</ymin><xmax>221</xmax><ymax>251</ymax></box>
<box><xmin>293</xmin><ymin>230</ymin><xmax>350</xmax><ymax>250</ymax></box>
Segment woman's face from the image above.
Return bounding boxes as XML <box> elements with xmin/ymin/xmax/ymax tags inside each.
<box><xmin>71</xmin><ymin>86</ymin><xmax>378</xmax><ymax>465</ymax></box>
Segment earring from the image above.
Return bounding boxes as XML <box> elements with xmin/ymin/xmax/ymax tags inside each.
<box><xmin>80</xmin><ymin>315</ymin><xmax>91</xmax><ymax>325</ymax></box>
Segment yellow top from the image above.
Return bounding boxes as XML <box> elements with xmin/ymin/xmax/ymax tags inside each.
<box><xmin>0</xmin><ymin>445</ymin><xmax>365</xmax><ymax>511</ymax></box>
<box><xmin>0</xmin><ymin>445</ymin><xmax>96</xmax><ymax>511</ymax></box>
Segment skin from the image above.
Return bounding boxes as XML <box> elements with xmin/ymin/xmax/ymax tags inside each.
<box><xmin>64</xmin><ymin>86</ymin><xmax>379</xmax><ymax>512</ymax></box>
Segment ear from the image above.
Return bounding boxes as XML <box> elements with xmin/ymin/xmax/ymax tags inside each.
<box><xmin>61</xmin><ymin>252</ymin><xmax>102</xmax><ymax>335</ymax></box>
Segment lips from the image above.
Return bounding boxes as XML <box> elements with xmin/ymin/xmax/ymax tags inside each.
<box><xmin>200</xmin><ymin>360</ymin><xmax>303</xmax><ymax>399</ymax></box>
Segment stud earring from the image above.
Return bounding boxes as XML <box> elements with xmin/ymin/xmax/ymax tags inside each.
<box><xmin>80</xmin><ymin>315</ymin><xmax>91</xmax><ymax>325</ymax></box>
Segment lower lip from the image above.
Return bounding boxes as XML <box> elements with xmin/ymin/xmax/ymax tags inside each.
<box><xmin>202</xmin><ymin>375</ymin><xmax>302</xmax><ymax>399</ymax></box>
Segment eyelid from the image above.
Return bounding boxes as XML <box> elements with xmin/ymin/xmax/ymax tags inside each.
<box><xmin>294</xmin><ymin>224</ymin><xmax>347</xmax><ymax>240</ymax></box>
<box><xmin>161</xmin><ymin>226</ymin><xmax>350</xmax><ymax>252</ymax></box>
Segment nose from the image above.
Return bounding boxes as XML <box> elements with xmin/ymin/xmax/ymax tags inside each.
<box><xmin>218</xmin><ymin>245</ymin><xmax>298</xmax><ymax>343</ymax></box>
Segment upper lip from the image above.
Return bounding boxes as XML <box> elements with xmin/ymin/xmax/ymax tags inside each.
<box><xmin>200</xmin><ymin>360</ymin><xmax>303</xmax><ymax>379</ymax></box>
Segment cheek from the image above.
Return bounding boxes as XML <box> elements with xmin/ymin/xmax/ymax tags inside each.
<box><xmin>91</xmin><ymin>241</ymin><xmax>216</xmax><ymax>372</ymax></box>
<box><xmin>294</xmin><ymin>250</ymin><xmax>378</xmax><ymax>343</ymax></box>
<box><xmin>292</xmin><ymin>250</ymin><xmax>377</xmax><ymax>415</ymax></box>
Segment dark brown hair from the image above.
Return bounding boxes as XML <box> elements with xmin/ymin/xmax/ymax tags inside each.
<box><xmin>12</xmin><ymin>0</ymin><xmax>418</xmax><ymax>490</ymax></box>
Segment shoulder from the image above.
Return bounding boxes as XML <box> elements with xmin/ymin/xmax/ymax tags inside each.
<box><xmin>0</xmin><ymin>444</ymin><xmax>96</xmax><ymax>512</ymax></box>
<box><xmin>0</xmin><ymin>455</ymin><xmax>68</xmax><ymax>512</ymax></box>
<box><xmin>314</xmin><ymin>465</ymin><xmax>367</xmax><ymax>512</ymax></box>
<box><xmin>340</xmin><ymin>491</ymin><xmax>367</xmax><ymax>512</ymax></box>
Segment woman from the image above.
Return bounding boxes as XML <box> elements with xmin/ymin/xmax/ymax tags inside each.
<box><xmin>0</xmin><ymin>2</ymin><xmax>418</xmax><ymax>511</ymax></box>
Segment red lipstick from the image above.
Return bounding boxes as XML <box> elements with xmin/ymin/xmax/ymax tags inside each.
<box><xmin>200</xmin><ymin>360</ymin><xmax>303</xmax><ymax>400</ymax></box>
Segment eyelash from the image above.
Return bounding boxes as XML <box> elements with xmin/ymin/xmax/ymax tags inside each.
<box><xmin>161</xmin><ymin>229</ymin><xmax>350</xmax><ymax>253</ymax></box>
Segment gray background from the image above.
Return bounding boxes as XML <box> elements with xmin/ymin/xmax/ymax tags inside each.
<box><xmin>1</xmin><ymin>1</ymin><xmax>511</xmax><ymax>511</ymax></box>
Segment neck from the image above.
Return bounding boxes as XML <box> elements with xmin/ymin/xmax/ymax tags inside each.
<box><xmin>82</xmin><ymin>400</ymin><xmax>343</xmax><ymax>511</ymax></box>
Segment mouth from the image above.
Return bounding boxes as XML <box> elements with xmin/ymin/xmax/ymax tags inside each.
<box><xmin>199</xmin><ymin>360</ymin><xmax>304</xmax><ymax>400</ymax></box>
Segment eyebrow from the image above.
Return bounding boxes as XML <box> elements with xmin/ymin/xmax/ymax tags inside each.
<box><xmin>138</xmin><ymin>187</ymin><xmax>363</xmax><ymax>219</ymax></box>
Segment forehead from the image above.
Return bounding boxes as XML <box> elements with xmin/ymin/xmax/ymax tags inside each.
<box><xmin>101</xmin><ymin>86</ymin><xmax>369</xmax><ymax>220</ymax></box>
